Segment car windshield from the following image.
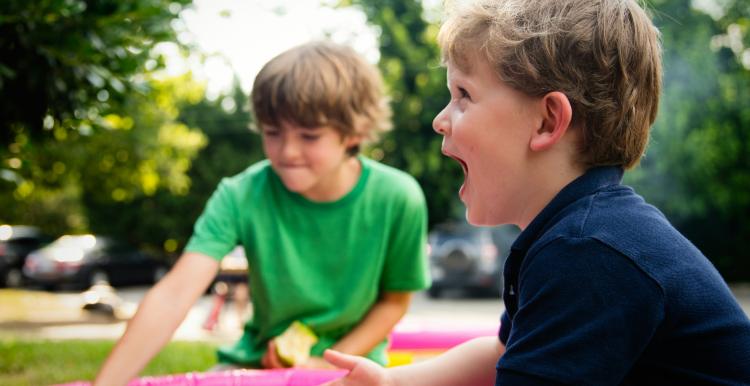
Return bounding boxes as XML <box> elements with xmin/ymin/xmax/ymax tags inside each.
<box><xmin>431</xmin><ymin>224</ymin><xmax>484</xmax><ymax>244</ymax></box>
<box><xmin>50</xmin><ymin>235</ymin><xmax>100</xmax><ymax>251</ymax></box>
<box><xmin>0</xmin><ymin>225</ymin><xmax>41</xmax><ymax>241</ymax></box>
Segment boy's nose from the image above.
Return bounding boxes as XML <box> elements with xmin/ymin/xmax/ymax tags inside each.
<box><xmin>433</xmin><ymin>108</ymin><xmax>450</xmax><ymax>135</ymax></box>
<box><xmin>280</xmin><ymin>138</ymin><xmax>300</xmax><ymax>159</ymax></box>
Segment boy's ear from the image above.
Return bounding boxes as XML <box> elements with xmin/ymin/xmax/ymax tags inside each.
<box><xmin>343</xmin><ymin>133</ymin><xmax>364</xmax><ymax>154</ymax></box>
<box><xmin>529</xmin><ymin>91</ymin><xmax>573</xmax><ymax>152</ymax></box>
<box><xmin>344</xmin><ymin>133</ymin><xmax>363</xmax><ymax>147</ymax></box>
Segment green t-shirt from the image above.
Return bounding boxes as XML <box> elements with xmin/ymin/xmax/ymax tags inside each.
<box><xmin>185</xmin><ymin>156</ymin><xmax>430</xmax><ymax>366</ymax></box>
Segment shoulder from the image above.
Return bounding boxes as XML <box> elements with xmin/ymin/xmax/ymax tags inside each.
<box><xmin>222</xmin><ymin>160</ymin><xmax>272</xmax><ymax>188</ymax></box>
<box><xmin>525</xmin><ymin>235</ymin><xmax>662</xmax><ymax>290</ymax></box>
<box><xmin>515</xmin><ymin>233</ymin><xmax>668</xmax><ymax>326</ymax></box>
<box><xmin>532</xmin><ymin>184</ymin><xmax>715</xmax><ymax>290</ymax></box>
<box><xmin>364</xmin><ymin>158</ymin><xmax>420</xmax><ymax>185</ymax></box>
<box><xmin>216</xmin><ymin>160</ymin><xmax>274</xmax><ymax>197</ymax></box>
<box><xmin>536</xmin><ymin>185</ymin><xmax>696</xmax><ymax>259</ymax></box>
<box><xmin>362</xmin><ymin>158</ymin><xmax>425</xmax><ymax>202</ymax></box>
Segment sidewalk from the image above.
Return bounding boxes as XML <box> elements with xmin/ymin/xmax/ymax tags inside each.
<box><xmin>0</xmin><ymin>287</ymin><xmax>242</xmax><ymax>343</ymax></box>
<box><xmin>2</xmin><ymin>284</ymin><xmax>749</xmax><ymax>342</ymax></box>
<box><xmin>0</xmin><ymin>286</ymin><xmax>504</xmax><ymax>343</ymax></box>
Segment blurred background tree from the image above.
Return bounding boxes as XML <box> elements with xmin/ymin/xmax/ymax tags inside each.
<box><xmin>0</xmin><ymin>0</ymin><xmax>748</xmax><ymax>279</ymax></box>
<box><xmin>0</xmin><ymin>0</ymin><xmax>190</xmax><ymax>146</ymax></box>
<box><xmin>0</xmin><ymin>0</ymin><xmax>205</xmax><ymax>256</ymax></box>
<box><xmin>342</xmin><ymin>0</ymin><xmax>463</xmax><ymax>227</ymax></box>
<box><xmin>626</xmin><ymin>0</ymin><xmax>750</xmax><ymax>279</ymax></box>
<box><xmin>346</xmin><ymin>0</ymin><xmax>750</xmax><ymax>280</ymax></box>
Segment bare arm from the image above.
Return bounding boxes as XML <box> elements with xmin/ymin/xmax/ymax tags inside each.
<box><xmin>324</xmin><ymin>336</ymin><xmax>504</xmax><ymax>386</ymax></box>
<box><xmin>388</xmin><ymin>336</ymin><xmax>503</xmax><ymax>386</ymax></box>
<box><xmin>93</xmin><ymin>252</ymin><xmax>219</xmax><ymax>386</ymax></box>
<box><xmin>333</xmin><ymin>291</ymin><xmax>412</xmax><ymax>355</ymax></box>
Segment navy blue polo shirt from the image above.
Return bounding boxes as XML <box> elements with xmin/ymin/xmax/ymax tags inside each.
<box><xmin>496</xmin><ymin>166</ymin><xmax>750</xmax><ymax>385</ymax></box>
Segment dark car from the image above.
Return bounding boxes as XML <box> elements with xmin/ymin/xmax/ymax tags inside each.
<box><xmin>427</xmin><ymin>222</ymin><xmax>520</xmax><ymax>298</ymax></box>
<box><xmin>23</xmin><ymin>234</ymin><xmax>169</xmax><ymax>290</ymax></box>
<box><xmin>0</xmin><ymin>225</ymin><xmax>53</xmax><ymax>287</ymax></box>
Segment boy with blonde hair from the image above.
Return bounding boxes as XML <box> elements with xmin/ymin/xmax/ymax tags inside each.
<box><xmin>94</xmin><ymin>41</ymin><xmax>431</xmax><ymax>385</ymax></box>
<box><xmin>323</xmin><ymin>0</ymin><xmax>750</xmax><ymax>384</ymax></box>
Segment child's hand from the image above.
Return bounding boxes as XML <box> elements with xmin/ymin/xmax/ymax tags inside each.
<box><xmin>320</xmin><ymin>349</ymin><xmax>393</xmax><ymax>386</ymax></box>
<box><xmin>261</xmin><ymin>339</ymin><xmax>287</xmax><ymax>369</ymax></box>
<box><xmin>298</xmin><ymin>356</ymin><xmax>337</xmax><ymax>369</ymax></box>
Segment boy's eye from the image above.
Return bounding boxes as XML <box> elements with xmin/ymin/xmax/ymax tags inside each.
<box><xmin>263</xmin><ymin>130</ymin><xmax>280</xmax><ymax>137</ymax></box>
<box><xmin>301</xmin><ymin>134</ymin><xmax>320</xmax><ymax>141</ymax></box>
<box><xmin>458</xmin><ymin>87</ymin><xmax>471</xmax><ymax>100</ymax></box>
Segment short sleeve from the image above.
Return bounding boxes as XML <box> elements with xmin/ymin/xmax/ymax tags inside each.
<box><xmin>497</xmin><ymin>237</ymin><xmax>665</xmax><ymax>385</ymax></box>
<box><xmin>184</xmin><ymin>179</ymin><xmax>240</xmax><ymax>260</ymax></box>
<box><xmin>380</xmin><ymin>180</ymin><xmax>431</xmax><ymax>292</ymax></box>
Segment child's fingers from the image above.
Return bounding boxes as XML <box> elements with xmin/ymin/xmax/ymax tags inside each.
<box><xmin>261</xmin><ymin>345</ymin><xmax>272</xmax><ymax>369</ymax></box>
<box><xmin>323</xmin><ymin>349</ymin><xmax>359</xmax><ymax>370</ymax></box>
<box><xmin>266</xmin><ymin>339</ymin><xmax>285</xmax><ymax>368</ymax></box>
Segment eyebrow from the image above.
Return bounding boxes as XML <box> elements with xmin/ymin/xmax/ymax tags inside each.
<box><xmin>448</xmin><ymin>72</ymin><xmax>474</xmax><ymax>94</ymax></box>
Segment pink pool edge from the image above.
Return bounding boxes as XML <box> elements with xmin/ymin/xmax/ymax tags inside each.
<box><xmin>388</xmin><ymin>323</ymin><xmax>498</xmax><ymax>350</ymax></box>
<box><xmin>56</xmin><ymin>322</ymin><xmax>498</xmax><ymax>385</ymax></box>
<box><xmin>55</xmin><ymin>369</ymin><xmax>348</xmax><ymax>386</ymax></box>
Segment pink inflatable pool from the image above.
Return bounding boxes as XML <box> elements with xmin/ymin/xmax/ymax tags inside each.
<box><xmin>389</xmin><ymin>321</ymin><xmax>498</xmax><ymax>350</ymax></box>
<box><xmin>56</xmin><ymin>322</ymin><xmax>499</xmax><ymax>385</ymax></box>
<box><xmin>57</xmin><ymin>369</ymin><xmax>347</xmax><ymax>386</ymax></box>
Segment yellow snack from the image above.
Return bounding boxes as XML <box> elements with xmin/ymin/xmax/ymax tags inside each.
<box><xmin>275</xmin><ymin>321</ymin><xmax>319</xmax><ymax>366</ymax></box>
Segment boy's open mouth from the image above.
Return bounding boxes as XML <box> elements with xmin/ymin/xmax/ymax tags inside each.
<box><xmin>444</xmin><ymin>152</ymin><xmax>468</xmax><ymax>176</ymax></box>
<box><xmin>446</xmin><ymin>153</ymin><xmax>469</xmax><ymax>200</ymax></box>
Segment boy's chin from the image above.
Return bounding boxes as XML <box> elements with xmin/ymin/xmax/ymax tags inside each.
<box><xmin>277</xmin><ymin>175</ymin><xmax>314</xmax><ymax>193</ymax></box>
<box><xmin>465</xmin><ymin>209</ymin><xmax>499</xmax><ymax>227</ymax></box>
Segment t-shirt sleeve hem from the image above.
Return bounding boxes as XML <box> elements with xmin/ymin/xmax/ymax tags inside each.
<box><xmin>382</xmin><ymin>281</ymin><xmax>432</xmax><ymax>292</ymax></box>
<box><xmin>183</xmin><ymin>243</ymin><xmax>227</xmax><ymax>261</ymax></box>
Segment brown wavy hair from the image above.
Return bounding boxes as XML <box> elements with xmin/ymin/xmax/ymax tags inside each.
<box><xmin>438</xmin><ymin>0</ymin><xmax>662</xmax><ymax>169</ymax></box>
<box><xmin>251</xmin><ymin>41</ymin><xmax>391</xmax><ymax>154</ymax></box>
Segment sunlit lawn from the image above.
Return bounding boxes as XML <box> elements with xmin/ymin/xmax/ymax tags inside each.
<box><xmin>0</xmin><ymin>338</ymin><xmax>216</xmax><ymax>386</ymax></box>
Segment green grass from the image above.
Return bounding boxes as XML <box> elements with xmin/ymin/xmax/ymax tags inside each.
<box><xmin>0</xmin><ymin>338</ymin><xmax>217</xmax><ymax>386</ymax></box>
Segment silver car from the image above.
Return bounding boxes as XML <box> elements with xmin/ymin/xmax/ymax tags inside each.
<box><xmin>427</xmin><ymin>222</ymin><xmax>519</xmax><ymax>298</ymax></box>
<box><xmin>23</xmin><ymin>234</ymin><xmax>169</xmax><ymax>290</ymax></box>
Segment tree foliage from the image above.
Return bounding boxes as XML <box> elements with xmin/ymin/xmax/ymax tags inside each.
<box><xmin>0</xmin><ymin>0</ymin><xmax>191</xmax><ymax>146</ymax></box>
<box><xmin>67</xmin><ymin>79</ymin><xmax>260</xmax><ymax>256</ymax></box>
<box><xmin>348</xmin><ymin>0</ymin><xmax>750</xmax><ymax>279</ymax></box>
<box><xmin>167</xmin><ymin>82</ymin><xmax>264</xmax><ymax>253</ymax></box>
<box><xmin>0</xmin><ymin>0</ymin><xmax>205</xmax><ymax>256</ymax></box>
<box><xmin>342</xmin><ymin>0</ymin><xmax>464</xmax><ymax>227</ymax></box>
<box><xmin>1</xmin><ymin>0</ymin><xmax>748</xmax><ymax>279</ymax></box>
<box><xmin>0</xmin><ymin>74</ymin><xmax>207</xmax><ymax>246</ymax></box>
<box><xmin>625</xmin><ymin>0</ymin><xmax>750</xmax><ymax>279</ymax></box>
<box><xmin>80</xmin><ymin>75</ymin><xmax>207</xmax><ymax>248</ymax></box>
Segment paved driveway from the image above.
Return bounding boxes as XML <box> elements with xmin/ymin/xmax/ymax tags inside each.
<box><xmin>2</xmin><ymin>284</ymin><xmax>749</xmax><ymax>342</ymax></box>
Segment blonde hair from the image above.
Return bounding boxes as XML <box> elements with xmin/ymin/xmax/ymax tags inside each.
<box><xmin>438</xmin><ymin>0</ymin><xmax>662</xmax><ymax>169</ymax></box>
<box><xmin>251</xmin><ymin>41</ymin><xmax>391</xmax><ymax>154</ymax></box>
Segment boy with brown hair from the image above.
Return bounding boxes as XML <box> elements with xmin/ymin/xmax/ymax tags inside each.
<box><xmin>93</xmin><ymin>41</ymin><xmax>431</xmax><ymax>385</ymax></box>
<box><xmin>323</xmin><ymin>0</ymin><xmax>750</xmax><ymax>384</ymax></box>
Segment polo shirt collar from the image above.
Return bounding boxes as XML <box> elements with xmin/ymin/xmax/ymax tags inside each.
<box><xmin>511</xmin><ymin>166</ymin><xmax>624</xmax><ymax>253</ymax></box>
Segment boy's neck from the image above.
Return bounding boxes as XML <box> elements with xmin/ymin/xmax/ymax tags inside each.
<box><xmin>300</xmin><ymin>156</ymin><xmax>362</xmax><ymax>203</ymax></box>
<box><xmin>517</xmin><ymin>154</ymin><xmax>585</xmax><ymax>230</ymax></box>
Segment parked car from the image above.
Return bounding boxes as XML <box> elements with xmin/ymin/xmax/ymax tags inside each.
<box><xmin>23</xmin><ymin>234</ymin><xmax>169</xmax><ymax>290</ymax></box>
<box><xmin>217</xmin><ymin>246</ymin><xmax>248</xmax><ymax>281</ymax></box>
<box><xmin>0</xmin><ymin>225</ymin><xmax>53</xmax><ymax>287</ymax></box>
<box><xmin>427</xmin><ymin>222</ymin><xmax>520</xmax><ymax>298</ymax></box>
